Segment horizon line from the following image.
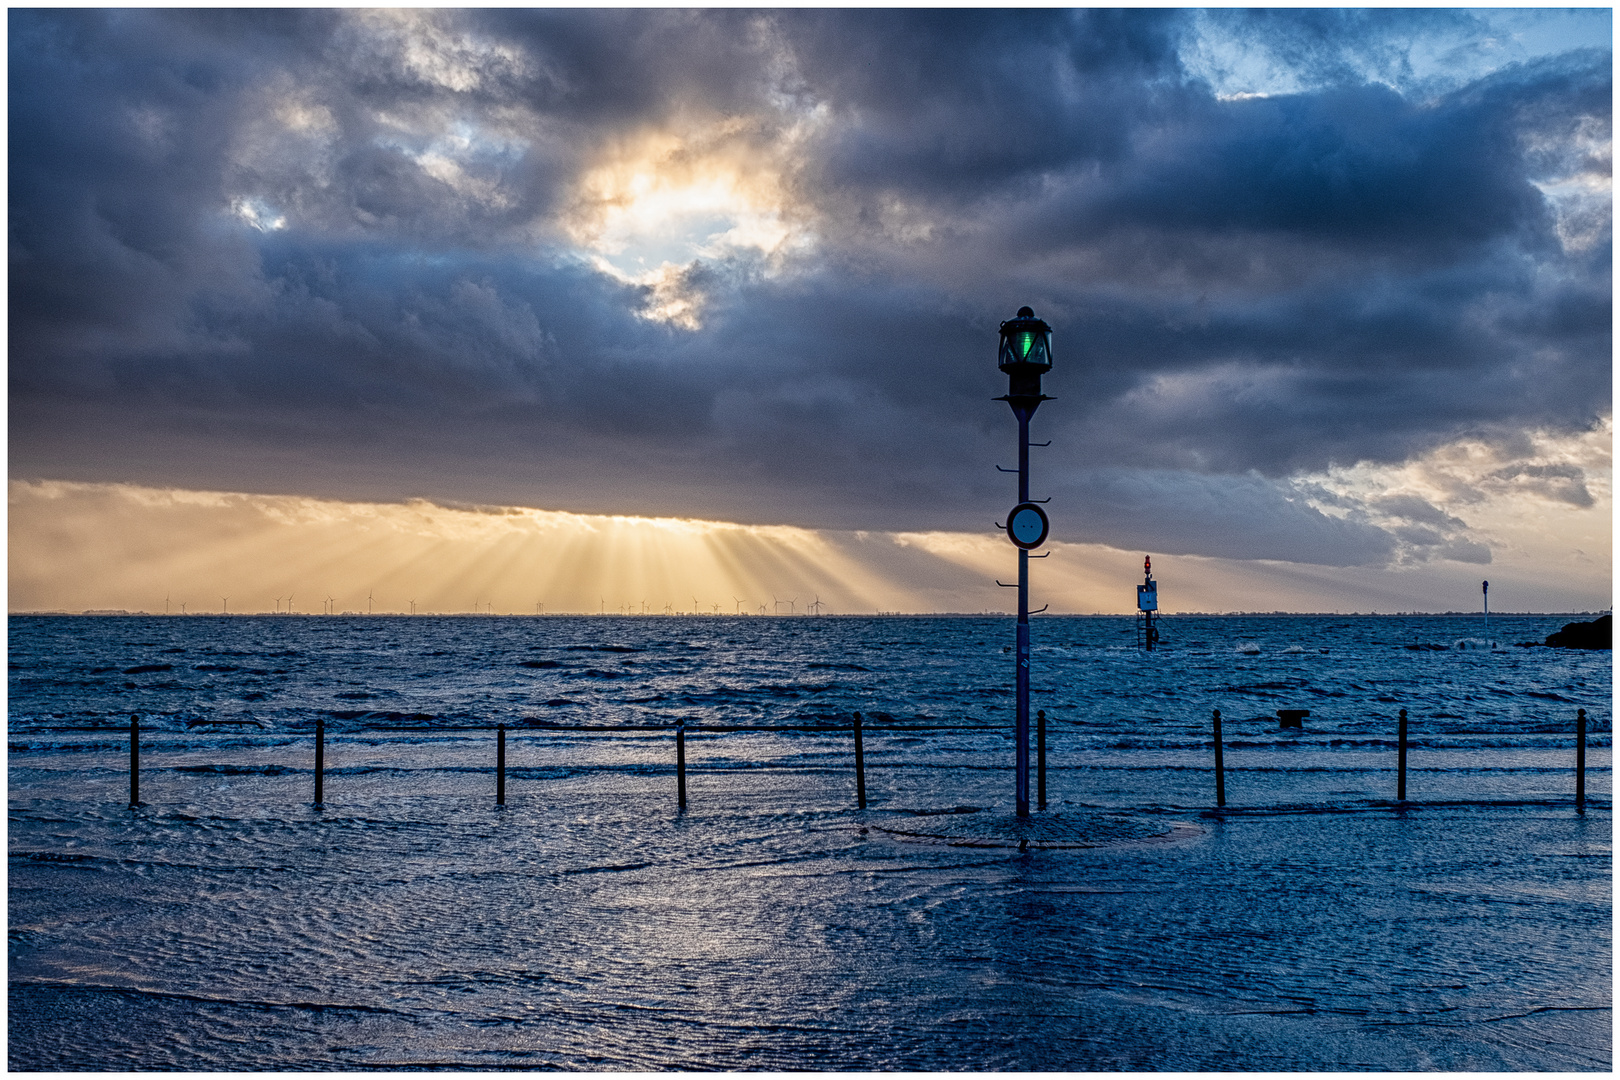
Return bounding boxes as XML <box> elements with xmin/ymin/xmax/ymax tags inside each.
<box><xmin>16</xmin><ymin>610</ymin><xmax>1611</xmax><ymax>619</ymax></box>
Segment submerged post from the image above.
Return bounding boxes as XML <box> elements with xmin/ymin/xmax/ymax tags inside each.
<box><xmin>1397</xmin><ymin>708</ymin><xmax>1408</xmax><ymax>802</ymax></box>
<box><xmin>128</xmin><ymin>714</ymin><xmax>141</xmax><ymax>808</ymax></box>
<box><xmin>853</xmin><ymin>711</ymin><xmax>867</xmax><ymax>809</ymax></box>
<box><xmin>1037</xmin><ymin>709</ymin><xmax>1047</xmax><ymax>809</ymax></box>
<box><xmin>676</xmin><ymin>720</ymin><xmax>687</xmax><ymax>809</ymax></box>
<box><xmin>314</xmin><ymin>716</ymin><xmax>325</xmax><ymax>806</ymax></box>
<box><xmin>1576</xmin><ymin>708</ymin><xmax>1586</xmax><ymax>808</ymax></box>
<box><xmin>1212</xmin><ymin>709</ymin><xmax>1225</xmax><ymax>808</ymax></box>
<box><xmin>497</xmin><ymin>723</ymin><xmax>506</xmax><ymax>807</ymax></box>
<box><xmin>1138</xmin><ymin>557</ymin><xmax>1159</xmax><ymax>650</ymax></box>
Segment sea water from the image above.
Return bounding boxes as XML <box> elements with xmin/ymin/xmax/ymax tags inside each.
<box><xmin>8</xmin><ymin>614</ymin><xmax>1611</xmax><ymax>1069</ymax></box>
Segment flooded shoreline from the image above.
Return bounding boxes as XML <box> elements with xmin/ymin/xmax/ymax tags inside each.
<box><xmin>9</xmin><ymin>615</ymin><xmax>1611</xmax><ymax>1069</ymax></box>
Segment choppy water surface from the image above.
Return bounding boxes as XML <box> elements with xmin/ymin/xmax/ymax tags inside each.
<box><xmin>9</xmin><ymin>614</ymin><xmax>1611</xmax><ymax>1069</ymax></box>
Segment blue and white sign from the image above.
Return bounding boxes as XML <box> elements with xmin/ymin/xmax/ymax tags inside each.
<box><xmin>1006</xmin><ymin>502</ymin><xmax>1050</xmax><ymax>550</ymax></box>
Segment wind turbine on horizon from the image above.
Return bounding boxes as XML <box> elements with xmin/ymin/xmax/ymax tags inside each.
<box><xmin>409</xmin><ymin>599</ymin><xmax>416</xmax><ymax>615</ymax></box>
<box><xmin>368</xmin><ymin>590</ymin><xmax>373</xmax><ymax>615</ymax></box>
<box><xmin>221</xmin><ymin>596</ymin><xmax>229</xmax><ymax>615</ymax></box>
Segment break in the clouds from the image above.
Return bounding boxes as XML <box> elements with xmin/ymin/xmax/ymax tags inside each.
<box><xmin>8</xmin><ymin>9</ymin><xmax>1611</xmax><ymax>574</ymax></box>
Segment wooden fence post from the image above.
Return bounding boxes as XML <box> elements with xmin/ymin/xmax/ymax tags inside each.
<box><xmin>676</xmin><ymin>720</ymin><xmax>687</xmax><ymax>809</ymax></box>
<box><xmin>853</xmin><ymin>711</ymin><xmax>867</xmax><ymax>809</ymax></box>
<box><xmin>1397</xmin><ymin>708</ymin><xmax>1408</xmax><ymax>802</ymax></box>
<box><xmin>1576</xmin><ymin>708</ymin><xmax>1586</xmax><ymax>808</ymax></box>
<box><xmin>497</xmin><ymin>723</ymin><xmax>506</xmax><ymax>807</ymax></box>
<box><xmin>128</xmin><ymin>715</ymin><xmax>141</xmax><ymax>808</ymax></box>
<box><xmin>314</xmin><ymin>716</ymin><xmax>325</xmax><ymax>806</ymax></box>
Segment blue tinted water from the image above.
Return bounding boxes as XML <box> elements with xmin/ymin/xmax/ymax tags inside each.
<box><xmin>8</xmin><ymin>614</ymin><xmax>1611</xmax><ymax>1068</ymax></box>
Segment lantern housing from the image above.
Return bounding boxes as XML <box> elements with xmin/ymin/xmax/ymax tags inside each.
<box><xmin>998</xmin><ymin>306</ymin><xmax>1052</xmax><ymax>372</ymax></box>
<box><xmin>997</xmin><ymin>306</ymin><xmax>1052</xmax><ymax>410</ymax></box>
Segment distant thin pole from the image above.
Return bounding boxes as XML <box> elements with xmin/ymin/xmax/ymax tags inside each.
<box><xmin>853</xmin><ymin>711</ymin><xmax>867</xmax><ymax>809</ymax></box>
<box><xmin>128</xmin><ymin>714</ymin><xmax>141</xmax><ymax>808</ymax></box>
<box><xmin>497</xmin><ymin>723</ymin><xmax>506</xmax><ymax>807</ymax></box>
<box><xmin>1397</xmin><ymin>708</ymin><xmax>1408</xmax><ymax>802</ymax></box>
<box><xmin>1576</xmin><ymin>708</ymin><xmax>1586</xmax><ymax>809</ymax></box>
<box><xmin>314</xmin><ymin>716</ymin><xmax>325</xmax><ymax>806</ymax></box>
<box><xmin>1212</xmin><ymin>709</ymin><xmax>1225</xmax><ymax>808</ymax></box>
<box><xmin>1482</xmin><ymin>580</ymin><xmax>1489</xmax><ymax>645</ymax></box>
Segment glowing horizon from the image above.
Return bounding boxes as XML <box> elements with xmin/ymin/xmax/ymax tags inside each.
<box><xmin>10</xmin><ymin>481</ymin><xmax>1609</xmax><ymax>617</ymax></box>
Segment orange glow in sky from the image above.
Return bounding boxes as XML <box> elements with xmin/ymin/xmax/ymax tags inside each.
<box><xmin>10</xmin><ymin>481</ymin><xmax>1609</xmax><ymax>616</ymax></box>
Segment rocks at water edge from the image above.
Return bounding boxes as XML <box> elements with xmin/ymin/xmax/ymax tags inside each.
<box><xmin>1542</xmin><ymin>614</ymin><xmax>1611</xmax><ymax>650</ymax></box>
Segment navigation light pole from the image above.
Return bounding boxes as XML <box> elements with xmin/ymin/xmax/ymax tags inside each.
<box><xmin>996</xmin><ymin>306</ymin><xmax>1053</xmax><ymax>819</ymax></box>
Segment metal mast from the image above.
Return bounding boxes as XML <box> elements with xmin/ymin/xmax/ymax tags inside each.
<box><xmin>995</xmin><ymin>307</ymin><xmax>1053</xmax><ymax>819</ymax></box>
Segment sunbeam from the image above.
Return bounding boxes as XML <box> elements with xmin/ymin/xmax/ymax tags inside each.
<box><xmin>11</xmin><ymin>481</ymin><xmax>1608</xmax><ymax>616</ymax></box>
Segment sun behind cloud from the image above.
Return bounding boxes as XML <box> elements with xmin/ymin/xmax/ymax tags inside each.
<box><xmin>562</xmin><ymin>112</ymin><xmax>820</xmax><ymax>328</ymax></box>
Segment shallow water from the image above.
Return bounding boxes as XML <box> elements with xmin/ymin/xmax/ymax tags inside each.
<box><xmin>9</xmin><ymin>614</ymin><xmax>1612</xmax><ymax>1069</ymax></box>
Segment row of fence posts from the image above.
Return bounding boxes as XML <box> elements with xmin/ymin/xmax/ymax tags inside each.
<box><xmin>1210</xmin><ymin>707</ymin><xmax>1590</xmax><ymax>811</ymax></box>
<box><xmin>126</xmin><ymin>706</ymin><xmax>1591</xmax><ymax>812</ymax></box>
<box><xmin>472</xmin><ymin>708</ymin><xmax>935</xmax><ymax>814</ymax></box>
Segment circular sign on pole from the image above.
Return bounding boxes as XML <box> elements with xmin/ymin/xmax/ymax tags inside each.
<box><xmin>1006</xmin><ymin>502</ymin><xmax>1050</xmax><ymax>550</ymax></box>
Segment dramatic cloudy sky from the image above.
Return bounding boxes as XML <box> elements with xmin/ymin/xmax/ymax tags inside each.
<box><xmin>9</xmin><ymin>8</ymin><xmax>1612</xmax><ymax>614</ymax></box>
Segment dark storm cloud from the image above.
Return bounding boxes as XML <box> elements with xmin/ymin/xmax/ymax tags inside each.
<box><xmin>1489</xmin><ymin>463</ymin><xmax>1595</xmax><ymax>508</ymax></box>
<box><xmin>782</xmin><ymin>9</ymin><xmax>1189</xmax><ymax>201</ymax></box>
<box><xmin>8</xmin><ymin>9</ymin><xmax>1610</xmax><ymax>565</ymax></box>
<box><xmin>1368</xmin><ymin>495</ymin><xmax>1465</xmax><ymax>530</ymax></box>
<box><xmin>1050</xmin><ymin>470</ymin><xmax>1398</xmax><ymax>567</ymax></box>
